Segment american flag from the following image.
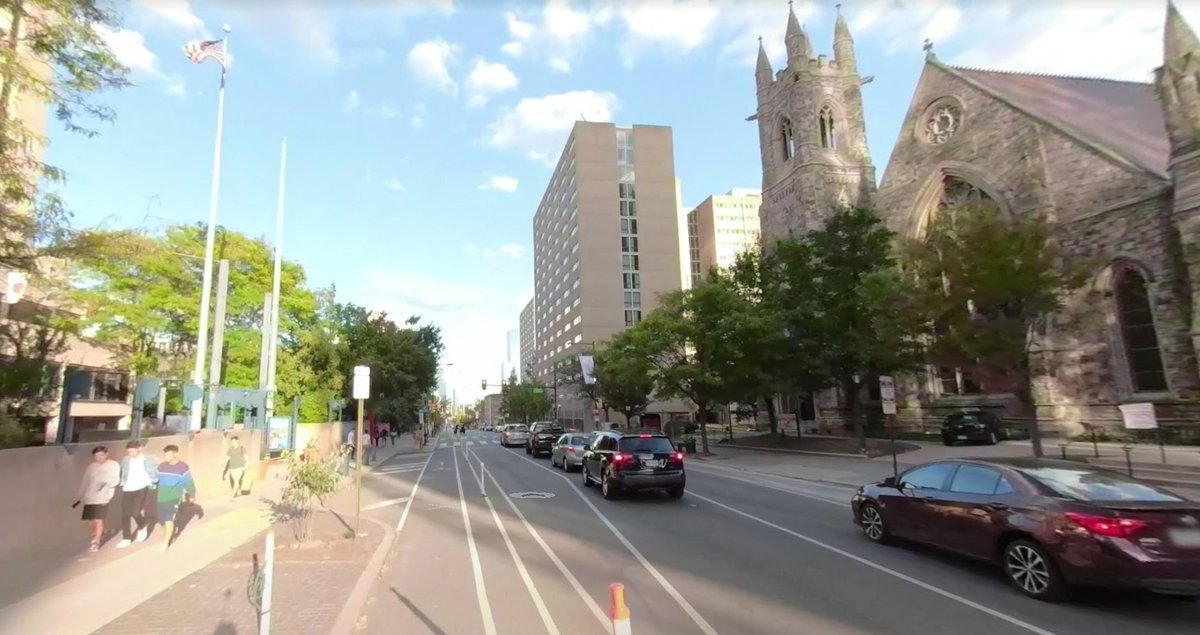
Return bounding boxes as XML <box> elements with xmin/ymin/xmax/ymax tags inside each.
<box><xmin>182</xmin><ymin>39</ymin><xmax>228</xmax><ymax>69</ymax></box>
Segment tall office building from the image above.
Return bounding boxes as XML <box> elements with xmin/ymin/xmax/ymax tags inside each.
<box><xmin>686</xmin><ymin>189</ymin><xmax>763</xmax><ymax>281</ymax></box>
<box><xmin>501</xmin><ymin>328</ymin><xmax>519</xmax><ymax>381</ymax></box>
<box><xmin>519</xmin><ymin>299</ymin><xmax>535</xmax><ymax>381</ymax></box>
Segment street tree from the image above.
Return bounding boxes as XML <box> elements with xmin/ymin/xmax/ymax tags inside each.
<box><xmin>1</xmin><ymin>0</ymin><xmax>129</xmax><ymax>271</ymax></box>
<box><xmin>500</xmin><ymin>370</ymin><xmax>551</xmax><ymax>423</ymax></box>
<box><xmin>900</xmin><ymin>202</ymin><xmax>1089</xmax><ymax>457</ymax></box>
<box><xmin>593</xmin><ymin>332</ymin><xmax>655</xmax><ymax>426</ymax></box>
<box><xmin>333</xmin><ymin>306</ymin><xmax>443</xmax><ymax>423</ymax></box>
<box><xmin>725</xmin><ymin>251</ymin><xmax>794</xmax><ymax>436</ymax></box>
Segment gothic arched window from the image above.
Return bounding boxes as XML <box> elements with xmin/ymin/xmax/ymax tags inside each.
<box><xmin>1114</xmin><ymin>268</ymin><xmax>1168</xmax><ymax>392</ymax></box>
<box><xmin>779</xmin><ymin>118</ymin><xmax>795</xmax><ymax>161</ymax></box>
<box><xmin>939</xmin><ymin>176</ymin><xmax>991</xmax><ymax>211</ymax></box>
<box><xmin>819</xmin><ymin>105</ymin><xmax>836</xmax><ymax>149</ymax></box>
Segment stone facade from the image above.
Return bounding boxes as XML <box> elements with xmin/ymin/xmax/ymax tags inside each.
<box><xmin>754</xmin><ymin>3</ymin><xmax>1200</xmax><ymax>436</ymax></box>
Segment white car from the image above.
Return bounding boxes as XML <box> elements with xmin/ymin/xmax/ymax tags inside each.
<box><xmin>501</xmin><ymin>424</ymin><xmax>529</xmax><ymax>447</ymax></box>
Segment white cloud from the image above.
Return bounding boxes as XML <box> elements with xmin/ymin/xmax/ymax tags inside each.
<box><xmin>342</xmin><ymin>90</ymin><xmax>361</xmax><ymax>113</ymax></box>
<box><xmin>463</xmin><ymin>242</ymin><xmax>525</xmax><ymax>259</ymax></box>
<box><xmin>478</xmin><ymin>175</ymin><xmax>519</xmax><ymax>192</ymax></box>
<box><xmin>846</xmin><ymin>0</ymin><xmax>963</xmax><ymax>57</ymax></box>
<box><xmin>486</xmin><ymin>90</ymin><xmax>619</xmax><ymax>166</ymax></box>
<box><xmin>407</xmin><ymin>38</ymin><xmax>460</xmax><ymax>93</ymax></box>
<box><xmin>94</xmin><ymin>25</ymin><xmax>186</xmax><ymax>97</ymax></box>
<box><xmin>383</xmin><ymin>178</ymin><xmax>406</xmax><ymax>192</ymax></box>
<box><xmin>500</xmin><ymin>0</ymin><xmax>606</xmax><ymax>72</ymax></box>
<box><xmin>411</xmin><ymin>102</ymin><xmax>426</xmax><ymax>129</ymax></box>
<box><xmin>615</xmin><ymin>0</ymin><xmax>722</xmax><ymax>66</ymax></box>
<box><xmin>716</xmin><ymin>1</ymin><xmax>818</xmax><ymax>68</ymax></box>
<box><xmin>131</xmin><ymin>0</ymin><xmax>207</xmax><ymax>36</ymax></box>
<box><xmin>342</xmin><ymin>90</ymin><xmax>399</xmax><ymax>119</ymax></box>
<box><xmin>465</xmin><ymin>58</ymin><xmax>519</xmax><ymax>106</ymax></box>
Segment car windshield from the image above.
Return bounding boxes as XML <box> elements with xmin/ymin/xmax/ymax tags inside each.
<box><xmin>569</xmin><ymin>436</ymin><xmax>588</xmax><ymax>445</ymax></box>
<box><xmin>618</xmin><ymin>436</ymin><xmax>675</xmax><ymax>453</ymax></box>
<box><xmin>509</xmin><ymin>425</ymin><xmax>527</xmax><ymax>433</ymax></box>
<box><xmin>1018</xmin><ymin>466</ymin><xmax>1186</xmax><ymax>502</ymax></box>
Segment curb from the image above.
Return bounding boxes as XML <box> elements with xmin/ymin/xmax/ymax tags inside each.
<box><xmin>716</xmin><ymin>444</ymin><xmax>874</xmax><ymax>459</ymax></box>
<box><xmin>329</xmin><ymin>515</ymin><xmax>395</xmax><ymax>635</ymax></box>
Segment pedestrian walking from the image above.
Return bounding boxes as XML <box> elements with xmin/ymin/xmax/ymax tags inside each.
<box><xmin>155</xmin><ymin>444</ymin><xmax>196</xmax><ymax>552</ymax></box>
<box><xmin>389</xmin><ymin>424</ymin><xmax>397</xmax><ymax>446</ymax></box>
<box><xmin>222</xmin><ymin>436</ymin><xmax>247</xmax><ymax>499</ymax></box>
<box><xmin>116</xmin><ymin>440</ymin><xmax>158</xmax><ymax>548</ymax></box>
<box><xmin>340</xmin><ymin>428</ymin><xmax>354</xmax><ymax>475</ymax></box>
<box><xmin>361</xmin><ymin>429</ymin><xmax>375</xmax><ymax>465</ymax></box>
<box><xmin>74</xmin><ymin>446</ymin><xmax>119</xmax><ymax>552</ymax></box>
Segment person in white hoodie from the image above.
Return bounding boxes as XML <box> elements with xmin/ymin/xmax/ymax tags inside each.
<box><xmin>74</xmin><ymin>446</ymin><xmax>120</xmax><ymax>552</ymax></box>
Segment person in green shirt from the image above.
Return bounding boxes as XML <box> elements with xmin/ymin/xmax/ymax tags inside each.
<box><xmin>223</xmin><ymin>436</ymin><xmax>248</xmax><ymax>499</ymax></box>
<box><xmin>155</xmin><ymin>445</ymin><xmax>196</xmax><ymax>551</ymax></box>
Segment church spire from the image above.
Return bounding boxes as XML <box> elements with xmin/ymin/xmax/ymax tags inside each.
<box><xmin>756</xmin><ymin>36</ymin><xmax>774</xmax><ymax>90</ymax></box>
<box><xmin>1165</xmin><ymin>0</ymin><xmax>1200</xmax><ymax>62</ymax></box>
<box><xmin>833</xmin><ymin>4</ymin><xmax>856</xmax><ymax>72</ymax></box>
<box><xmin>785</xmin><ymin>1</ymin><xmax>811</xmax><ymax>67</ymax></box>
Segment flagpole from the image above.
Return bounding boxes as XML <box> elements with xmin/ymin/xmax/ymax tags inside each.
<box><xmin>189</xmin><ymin>24</ymin><xmax>232</xmax><ymax>431</ymax></box>
<box><xmin>265</xmin><ymin>137</ymin><xmax>287</xmax><ymax>420</ymax></box>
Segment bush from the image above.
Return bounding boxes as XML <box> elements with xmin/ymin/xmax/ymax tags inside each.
<box><xmin>0</xmin><ymin>415</ymin><xmax>32</xmax><ymax>449</ymax></box>
<box><xmin>280</xmin><ymin>449</ymin><xmax>341</xmax><ymax>542</ymax></box>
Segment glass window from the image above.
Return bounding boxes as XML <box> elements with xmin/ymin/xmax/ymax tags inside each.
<box><xmin>949</xmin><ymin>465</ymin><xmax>1003</xmax><ymax>495</ymax></box>
<box><xmin>899</xmin><ymin>463</ymin><xmax>955</xmax><ymax>491</ymax></box>
<box><xmin>1115</xmin><ymin>268</ymin><xmax>1168</xmax><ymax>392</ymax></box>
<box><xmin>618</xmin><ymin>436</ymin><xmax>675</xmax><ymax>453</ymax></box>
<box><xmin>621</xmin><ymin>236</ymin><xmax>638</xmax><ymax>253</ymax></box>
<box><xmin>1018</xmin><ymin>466</ymin><xmax>1185</xmax><ymax>502</ymax></box>
<box><xmin>994</xmin><ymin>477</ymin><xmax>1014</xmax><ymax>495</ymax></box>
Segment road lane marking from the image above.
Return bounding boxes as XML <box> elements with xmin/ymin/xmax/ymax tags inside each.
<box><xmin>462</xmin><ymin>450</ymin><xmax>562</xmax><ymax>635</ymax></box>
<box><xmin>686</xmin><ymin>491</ymin><xmax>1061</xmax><ymax>635</ymax></box>
<box><xmin>455</xmin><ymin>441</ymin><xmax>498</xmax><ymax>635</ymax></box>
<box><xmin>687</xmin><ymin>464</ymin><xmax>851</xmax><ymax>507</ymax></box>
<box><xmin>467</xmin><ymin>448</ymin><xmax>610</xmax><ymax>634</ymax></box>
<box><xmin>364</xmin><ymin>496</ymin><xmax>410</xmax><ymax>511</ymax></box>
<box><xmin>396</xmin><ymin>452</ymin><xmax>433</xmax><ymax>534</ymax></box>
<box><xmin>505</xmin><ymin>450</ymin><xmax>721</xmax><ymax>635</ymax></box>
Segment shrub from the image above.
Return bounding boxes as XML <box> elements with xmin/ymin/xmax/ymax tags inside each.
<box><xmin>280</xmin><ymin>449</ymin><xmax>341</xmax><ymax>542</ymax></box>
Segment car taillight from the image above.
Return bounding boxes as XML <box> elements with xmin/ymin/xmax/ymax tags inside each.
<box><xmin>1065</xmin><ymin>512</ymin><xmax>1150</xmax><ymax>538</ymax></box>
<box><xmin>566</xmin><ymin>447</ymin><xmax>574</xmax><ymax>453</ymax></box>
<box><xmin>639</xmin><ymin>434</ymin><xmax>651</xmax><ymax>438</ymax></box>
<box><xmin>612</xmin><ymin>453</ymin><xmax>628</xmax><ymax>463</ymax></box>
<box><xmin>673</xmin><ymin>452</ymin><xmax>684</xmax><ymax>461</ymax></box>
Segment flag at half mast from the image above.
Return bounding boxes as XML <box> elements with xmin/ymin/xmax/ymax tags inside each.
<box><xmin>183</xmin><ymin>39</ymin><xmax>228</xmax><ymax>69</ymax></box>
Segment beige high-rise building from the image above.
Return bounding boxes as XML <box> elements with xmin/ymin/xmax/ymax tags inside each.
<box><xmin>686</xmin><ymin>189</ymin><xmax>763</xmax><ymax>283</ymax></box>
<box><xmin>519</xmin><ymin>299</ymin><xmax>535</xmax><ymax>381</ymax></box>
<box><xmin>530</xmin><ymin>122</ymin><xmax>684</xmax><ymax>426</ymax></box>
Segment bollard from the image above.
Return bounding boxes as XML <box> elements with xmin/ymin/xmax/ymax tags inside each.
<box><xmin>259</xmin><ymin>530</ymin><xmax>275</xmax><ymax>635</ymax></box>
<box><xmin>1122</xmin><ymin>445</ymin><xmax>1134</xmax><ymax>477</ymax></box>
<box><xmin>610</xmin><ymin>582</ymin><xmax>631</xmax><ymax>635</ymax></box>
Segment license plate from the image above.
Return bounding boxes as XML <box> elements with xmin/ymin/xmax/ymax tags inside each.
<box><xmin>957</xmin><ymin>435</ymin><xmax>968</xmax><ymax>440</ymax></box>
<box><xmin>1169</xmin><ymin>528</ymin><xmax>1200</xmax><ymax>547</ymax></box>
<box><xmin>644</xmin><ymin>460</ymin><xmax>664</xmax><ymax>468</ymax></box>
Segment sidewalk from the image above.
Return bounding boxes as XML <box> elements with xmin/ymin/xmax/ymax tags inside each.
<box><xmin>0</xmin><ymin>438</ymin><xmax>420</xmax><ymax>635</ymax></box>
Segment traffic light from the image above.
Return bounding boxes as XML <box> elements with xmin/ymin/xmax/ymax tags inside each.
<box><xmin>481</xmin><ymin>379</ymin><xmax>487</xmax><ymax>390</ymax></box>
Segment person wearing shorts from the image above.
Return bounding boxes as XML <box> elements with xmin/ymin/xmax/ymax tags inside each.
<box><xmin>155</xmin><ymin>445</ymin><xmax>196</xmax><ymax>551</ymax></box>
<box><xmin>76</xmin><ymin>446</ymin><xmax>120</xmax><ymax>552</ymax></box>
<box><xmin>223</xmin><ymin>436</ymin><xmax>247</xmax><ymax>499</ymax></box>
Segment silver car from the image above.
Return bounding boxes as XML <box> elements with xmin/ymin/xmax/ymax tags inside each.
<box><xmin>502</xmin><ymin>424</ymin><xmax>528</xmax><ymax>447</ymax></box>
<box><xmin>550</xmin><ymin>433</ymin><xmax>591</xmax><ymax>471</ymax></box>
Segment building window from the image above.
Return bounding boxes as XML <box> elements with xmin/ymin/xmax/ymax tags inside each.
<box><xmin>780</xmin><ymin>117</ymin><xmax>795</xmax><ymax>160</ymax></box>
<box><xmin>622</xmin><ymin>255</ymin><xmax>640</xmax><ymax>271</ymax></box>
<box><xmin>619</xmin><ymin>183</ymin><xmax>636</xmax><ymax>199</ymax></box>
<box><xmin>1115</xmin><ymin>268</ymin><xmax>1168</xmax><ymax>392</ymax></box>
<box><xmin>621</xmin><ymin>236</ymin><xmax>638</xmax><ymax>252</ymax></box>
<box><xmin>819</xmin><ymin>105</ymin><xmax>836</xmax><ymax>149</ymax></box>
<box><xmin>624</xmin><ymin>309</ymin><xmax>642</xmax><ymax>326</ymax></box>
<box><xmin>620</xmin><ymin>200</ymin><xmax>637</xmax><ymax>217</ymax></box>
<box><xmin>620</xmin><ymin>219</ymin><xmax>638</xmax><ymax>235</ymax></box>
<box><xmin>622</xmin><ymin>272</ymin><xmax>640</xmax><ymax>289</ymax></box>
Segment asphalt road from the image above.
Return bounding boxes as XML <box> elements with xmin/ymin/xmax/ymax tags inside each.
<box><xmin>351</xmin><ymin>430</ymin><xmax>1199</xmax><ymax>635</ymax></box>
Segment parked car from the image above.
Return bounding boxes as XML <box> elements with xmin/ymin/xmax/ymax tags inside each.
<box><xmin>501</xmin><ymin>424</ymin><xmax>528</xmax><ymax>448</ymax></box>
<box><xmin>527</xmin><ymin>421</ymin><xmax>565</xmax><ymax>457</ymax></box>
<box><xmin>851</xmin><ymin>457</ymin><xmax>1200</xmax><ymax>601</ymax></box>
<box><xmin>550</xmin><ymin>433</ymin><xmax>590</xmax><ymax>471</ymax></box>
<box><xmin>941</xmin><ymin>410</ymin><xmax>1006</xmax><ymax>446</ymax></box>
<box><xmin>582</xmin><ymin>431</ymin><xmax>685</xmax><ymax>500</ymax></box>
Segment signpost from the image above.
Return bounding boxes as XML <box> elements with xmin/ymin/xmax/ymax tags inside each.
<box><xmin>352</xmin><ymin>365</ymin><xmax>370</xmax><ymax>537</ymax></box>
<box><xmin>2</xmin><ymin>270</ymin><xmax>27</xmax><ymax>319</ymax></box>
<box><xmin>879</xmin><ymin>375</ymin><xmax>899</xmax><ymax>479</ymax></box>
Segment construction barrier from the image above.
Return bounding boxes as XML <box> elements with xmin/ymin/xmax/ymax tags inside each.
<box><xmin>610</xmin><ymin>582</ymin><xmax>631</xmax><ymax>635</ymax></box>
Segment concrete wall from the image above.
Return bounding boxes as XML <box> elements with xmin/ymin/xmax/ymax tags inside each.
<box><xmin>295</xmin><ymin>422</ymin><xmax>343</xmax><ymax>459</ymax></box>
<box><xmin>0</xmin><ymin>430</ymin><xmax>262</xmax><ymax>565</ymax></box>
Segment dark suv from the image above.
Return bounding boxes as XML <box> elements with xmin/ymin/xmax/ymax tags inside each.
<box><xmin>581</xmin><ymin>431</ymin><xmax>685</xmax><ymax>500</ymax></box>
<box><xmin>941</xmin><ymin>410</ymin><xmax>1005</xmax><ymax>446</ymax></box>
<box><xmin>527</xmin><ymin>421</ymin><xmax>564</xmax><ymax>457</ymax></box>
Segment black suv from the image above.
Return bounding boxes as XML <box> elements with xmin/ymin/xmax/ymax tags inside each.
<box><xmin>581</xmin><ymin>431</ymin><xmax>685</xmax><ymax>500</ymax></box>
<box><xmin>526</xmin><ymin>421</ymin><xmax>564</xmax><ymax>457</ymax></box>
<box><xmin>941</xmin><ymin>410</ymin><xmax>1005</xmax><ymax>446</ymax></box>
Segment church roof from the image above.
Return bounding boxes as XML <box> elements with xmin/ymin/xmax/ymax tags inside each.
<box><xmin>940</xmin><ymin>63</ymin><xmax>1170</xmax><ymax>178</ymax></box>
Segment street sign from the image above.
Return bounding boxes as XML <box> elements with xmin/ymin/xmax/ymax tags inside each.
<box><xmin>352</xmin><ymin>366</ymin><xmax>371</xmax><ymax>400</ymax></box>
<box><xmin>4</xmin><ymin>271</ymin><xmax>27</xmax><ymax>304</ymax></box>
<box><xmin>532</xmin><ymin>387</ymin><xmax>544</xmax><ymax>394</ymax></box>
<box><xmin>879</xmin><ymin>375</ymin><xmax>897</xmax><ymax>415</ymax></box>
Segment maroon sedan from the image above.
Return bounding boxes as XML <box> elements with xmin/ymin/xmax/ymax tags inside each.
<box><xmin>851</xmin><ymin>457</ymin><xmax>1200</xmax><ymax>601</ymax></box>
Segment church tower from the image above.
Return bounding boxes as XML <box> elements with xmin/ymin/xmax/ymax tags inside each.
<box><xmin>1157</xmin><ymin>1</ymin><xmax>1200</xmax><ymax>371</ymax></box>
<box><xmin>754</xmin><ymin>3</ymin><xmax>876</xmax><ymax>244</ymax></box>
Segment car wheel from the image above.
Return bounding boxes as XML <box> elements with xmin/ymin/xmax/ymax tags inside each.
<box><xmin>582</xmin><ymin>465</ymin><xmax>592</xmax><ymax>487</ymax></box>
<box><xmin>942</xmin><ymin>435</ymin><xmax>955</xmax><ymax>447</ymax></box>
<box><xmin>601</xmin><ymin>472</ymin><xmax>620</xmax><ymax>500</ymax></box>
<box><xmin>858</xmin><ymin>502</ymin><xmax>891</xmax><ymax>544</ymax></box>
<box><xmin>668</xmin><ymin>487</ymin><xmax>685</xmax><ymax>499</ymax></box>
<box><xmin>1003</xmin><ymin>539</ymin><xmax>1064</xmax><ymax>601</ymax></box>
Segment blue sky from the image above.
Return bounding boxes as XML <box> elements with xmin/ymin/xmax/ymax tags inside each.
<box><xmin>44</xmin><ymin>0</ymin><xmax>1199</xmax><ymax>403</ymax></box>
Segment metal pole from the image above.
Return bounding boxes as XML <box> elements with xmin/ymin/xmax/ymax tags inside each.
<box><xmin>259</xmin><ymin>529</ymin><xmax>274</xmax><ymax>635</ymax></box>
<box><xmin>258</xmin><ymin>293</ymin><xmax>272</xmax><ymax>390</ymax></box>
<box><xmin>290</xmin><ymin>396</ymin><xmax>299</xmax><ymax>452</ymax></box>
<box><xmin>189</xmin><ymin>26</ymin><xmax>232</xmax><ymax>431</ymax></box>
<box><xmin>206</xmin><ymin>259</ymin><xmax>230</xmax><ymax>430</ymax></box>
<box><xmin>355</xmin><ymin>398</ymin><xmax>364</xmax><ymax>537</ymax></box>
<box><xmin>265</xmin><ymin>138</ymin><xmax>287</xmax><ymax>419</ymax></box>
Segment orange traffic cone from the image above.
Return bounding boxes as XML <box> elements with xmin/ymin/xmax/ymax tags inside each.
<box><xmin>610</xmin><ymin>582</ymin><xmax>631</xmax><ymax>635</ymax></box>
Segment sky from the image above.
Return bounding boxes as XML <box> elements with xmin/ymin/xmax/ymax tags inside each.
<box><xmin>43</xmin><ymin>0</ymin><xmax>1200</xmax><ymax>405</ymax></box>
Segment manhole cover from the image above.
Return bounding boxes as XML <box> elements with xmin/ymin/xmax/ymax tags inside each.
<box><xmin>510</xmin><ymin>492</ymin><xmax>555</xmax><ymax>500</ymax></box>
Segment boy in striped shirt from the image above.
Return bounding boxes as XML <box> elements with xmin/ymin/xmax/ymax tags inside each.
<box><xmin>156</xmin><ymin>445</ymin><xmax>197</xmax><ymax>551</ymax></box>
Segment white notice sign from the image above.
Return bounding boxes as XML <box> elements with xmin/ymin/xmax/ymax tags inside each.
<box><xmin>1119</xmin><ymin>402</ymin><xmax>1157</xmax><ymax>430</ymax></box>
<box><xmin>879</xmin><ymin>375</ymin><xmax>897</xmax><ymax>415</ymax></box>
<box><xmin>352</xmin><ymin>365</ymin><xmax>371</xmax><ymax>400</ymax></box>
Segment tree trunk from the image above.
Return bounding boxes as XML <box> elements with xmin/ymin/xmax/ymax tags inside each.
<box><xmin>764</xmin><ymin>395</ymin><xmax>779</xmax><ymax>437</ymax></box>
<box><xmin>697</xmin><ymin>403</ymin><xmax>711</xmax><ymax>455</ymax></box>
<box><xmin>1016</xmin><ymin>354</ymin><xmax>1044</xmax><ymax>457</ymax></box>
<box><xmin>843</xmin><ymin>377</ymin><xmax>866</xmax><ymax>454</ymax></box>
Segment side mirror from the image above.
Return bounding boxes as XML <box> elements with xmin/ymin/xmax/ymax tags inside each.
<box><xmin>882</xmin><ymin>476</ymin><xmax>897</xmax><ymax>488</ymax></box>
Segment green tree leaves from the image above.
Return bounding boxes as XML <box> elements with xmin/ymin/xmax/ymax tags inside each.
<box><xmin>500</xmin><ymin>370</ymin><xmax>550</xmax><ymax>424</ymax></box>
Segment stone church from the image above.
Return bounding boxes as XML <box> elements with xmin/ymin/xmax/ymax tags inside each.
<box><xmin>754</xmin><ymin>3</ymin><xmax>1200</xmax><ymax>436</ymax></box>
